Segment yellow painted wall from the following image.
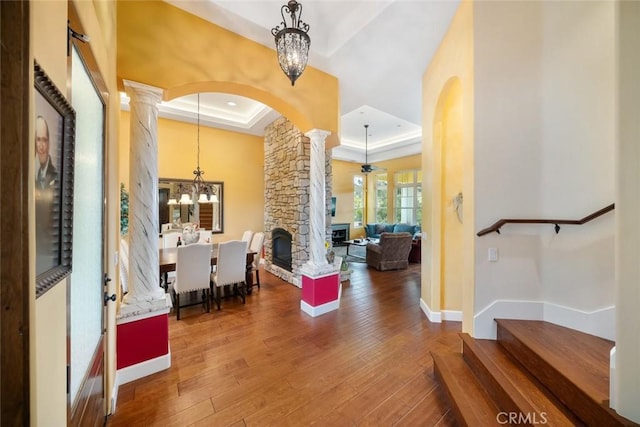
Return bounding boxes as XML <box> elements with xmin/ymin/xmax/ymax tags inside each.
<box><xmin>31</xmin><ymin>1</ymin><xmax>69</xmax><ymax>422</ymax></box>
<box><xmin>120</xmin><ymin>111</ymin><xmax>265</xmax><ymax>241</ymax></box>
<box><xmin>332</xmin><ymin>154</ymin><xmax>422</xmax><ymax>240</ymax></box>
<box><xmin>331</xmin><ymin>160</ymin><xmax>362</xmax><ymax>239</ymax></box>
<box><xmin>32</xmin><ymin>0</ymin><xmax>120</xmax><ymax>424</ymax></box>
<box><xmin>422</xmin><ymin>1</ymin><xmax>474</xmax><ymax>330</ymax></box>
<box><xmin>439</xmin><ymin>79</ymin><xmax>464</xmax><ymax>311</ymax></box>
<box><xmin>117</xmin><ymin>0</ymin><xmax>340</xmax><ymax>142</ymax></box>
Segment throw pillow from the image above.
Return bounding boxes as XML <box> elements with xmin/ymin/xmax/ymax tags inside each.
<box><xmin>393</xmin><ymin>223</ymin><xmax>416</xmax><ymax>234</ymax></box>
<box><xmin>365</xmin><ymin>224</ymin><xmax>377</xmax><ymax>237</ymax></box>
<box><xmin>375</xmin><ymin>224</ymin><xmax>387</xmax><ymax>235</ymax></box>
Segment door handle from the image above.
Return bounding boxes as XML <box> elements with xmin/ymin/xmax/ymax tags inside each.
<box><xmin>104</xmin><ymin>293</ymin><xmax>117</xmax><ymax>304</ymax></box>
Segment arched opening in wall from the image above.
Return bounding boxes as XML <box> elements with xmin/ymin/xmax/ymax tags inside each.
<box><xmin>159</xmin><ymin>82</ymin><xmax>329</xmax><ymax>285</ymax></box>
<box><xmin>434</xmin><ymin>77</ymin><xmax>463</xmax><ymax>315</ymax></box>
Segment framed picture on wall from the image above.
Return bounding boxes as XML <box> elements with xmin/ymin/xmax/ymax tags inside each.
<box><xmin>34</xmin><ymin>62</ymin><xmax>76</xmax><ymax>298</ymax></box>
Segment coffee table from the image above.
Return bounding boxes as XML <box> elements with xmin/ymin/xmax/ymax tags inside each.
<box><xmin>344</xmin><ymin>239</ymin><xmax>377</xmax><ymax>259</ymax></box>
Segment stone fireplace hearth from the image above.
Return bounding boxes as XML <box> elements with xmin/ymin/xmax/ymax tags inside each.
<box><xmin>263</xmin><ymin>117</ymin><xmax>332</xmax><ymax>286</ymax></box>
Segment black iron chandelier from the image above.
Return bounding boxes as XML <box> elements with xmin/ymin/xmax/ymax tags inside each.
<box><xmin>271</xmin><ymin>0</ymin><xmax>310</xmax><ymax>86</ymax></box>
<box><xmin>168</xmin><ymin>93</ymin><xmax>218</xmax><ymax>205</ymax></box>
<box><xmin>191</xmin><ymin>93</ymin><xmax>217</xmax><ymax>204</ymax></box>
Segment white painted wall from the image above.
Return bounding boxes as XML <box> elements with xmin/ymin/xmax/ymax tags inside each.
<box><xmin>615</xmin><ymin>0</ymin><xmax>640</xmax><ymax>422</ymax></box>
<box><xmin>473</xmin><ymin>1</ymin><xmax>616</xmax><ymax>339</ymax></box>
<box><xmin>539</xmin><ymin>1</ymin><xmax>615</xmax><ymax>312</ymax></box>
<box><xmin>473</xmin><ymin>0</ymin><xmax>545</xmax><ymax>313</ymax></box>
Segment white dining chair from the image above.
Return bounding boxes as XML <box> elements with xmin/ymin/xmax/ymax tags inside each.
<box><xmin>162</xmin><ymin>231</ymin><xmax>181</xmax><ymax>248</ymax></box>
<box><xmin>172</xmin><ymin>243</ymin><xmax>212</xmax><ymax>320</ymax></box>
<box><xmin>249</xmin><ymin>231</ymin><xmax>265</xmax><ymax>290</ymax></box>
<box><xmin>211</xmin><ymin>240</ymin><xmax>248</xmax><ymax>310</ymax></box>
<box><xmin>198</xmin><ymin>229</ymin><xmax>211</xmax><ymax>243</ymax></box>
<box><xmin>241</xmin><ymin>230</ymin><xmax>254</xmax><ymax>244</ymax></box>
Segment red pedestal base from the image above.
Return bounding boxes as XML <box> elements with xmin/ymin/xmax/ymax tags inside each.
<box><xmin>117</xmin><ymin>313</ymin><xmax>169</xmax><ymax>369</ymax></box>
<box><xmin>301</xmin><ymin>272</ymin><xmax>341</xmax><ymax>317</ymax></box>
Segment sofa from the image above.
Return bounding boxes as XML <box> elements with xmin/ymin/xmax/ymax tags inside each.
<box><xmin>365</xmin><ymin>232</ymin><xmax>414</xmax><ymax>271</ymax></box>
<box><xmin>364</xmin><ymin>223</ymin><xmax>420</xmax><ymax>239</ymax></box>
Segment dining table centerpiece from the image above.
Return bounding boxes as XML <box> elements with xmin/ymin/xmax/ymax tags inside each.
<box><xmin>182</xmin><ymin>224</ymin><xmax>200</xmax><ymax>245</ymax></box>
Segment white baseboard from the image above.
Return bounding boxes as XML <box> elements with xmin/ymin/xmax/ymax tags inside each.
<box><xmin>473</xmin><ymin>300</ymin><xmax>615</xmax><ymax>340</ymax></box>
<box><xmin>420</xmin><ymin>299</ymin><xmax>441</xmax><ymax>323</ymax></box>
<box><xmin>116</xmin><ymin>351</ymin><xmax>171</xmax><ymax>386</ymax></box>
<box><xmin>543</xmin><ymin>302</ymin><xmax>615</xmax><ymax>341</ymax></box>
<box><xmin>473</xmin><ymin>300</ymin><xmax>543</xmax><ymax>339</ymax></box>
<box><xmin>442</xmin><ymin>310</ymin><xmax>463</xmax><ymax>322</ymax></box>
<box><xmin>301</xmin><ymin>297</ymin><xmax>340</xmax><ymax>317</ymax></box>
<box><xmin>610</xmin><ymin>346</ymin><xmax>617</xmax><ymax>410</ymax></box>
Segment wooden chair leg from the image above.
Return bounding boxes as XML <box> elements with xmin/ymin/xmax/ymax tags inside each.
<box><xmin>204</xmin><ymin>289</ymin><xmax>210</xmax><ymax>313</ymax></box>
<box><xmin>256</xmin><ymin>269</ymin><xmax>260</xmax><ymax>289</ymax></box>
<box><xmin>239</xmin><ymin>282</ymin><xmax>246</xmax><ymax>304</ymax></box>
<box><xmin>216</xmin><ymin>286</ymin><xmax>221</xmax><ymax>310</ymax></box>
<box><xmin>176</xmin><ymin>293</ymin><xmax>181</xmax><ymax>321</ymax></box>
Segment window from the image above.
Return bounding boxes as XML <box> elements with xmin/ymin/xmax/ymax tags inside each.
<box><xmin>394</xmin><ymin>170</ymin><xmax>422</xmax><ymax>225</ymax></box>
<box><xmin>374</xmin><ymin>173</ymin><xmax>388</xmax><ymax>223</ymax></box>
<box><xmin>353</xmin><ymin>175</ymin><xmax>364</xmax><ymax>227</ymax></box>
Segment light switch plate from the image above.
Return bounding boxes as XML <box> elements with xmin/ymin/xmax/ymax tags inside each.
<box><xmin>488</xmin><ymin>247</ymin><xmax>498</xmax><ymax>262</ymax></box>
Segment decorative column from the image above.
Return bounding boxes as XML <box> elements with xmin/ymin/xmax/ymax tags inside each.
<box><xmin>122</xmin><ymin>80</ymin><xmax>165</xmax><ymax>306</ymax></box>
<box><xmin>300</xmin><ymin>129</ymin><xmax>341</xmax><ymax>317</ymax></box>
<box><xmin>117</xmin><ymin>81</ymin><xmax>171</xmax><ymax>386</ymax></box>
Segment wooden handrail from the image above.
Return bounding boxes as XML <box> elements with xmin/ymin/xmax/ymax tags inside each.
<box><xmin>477</xmin><ymin>203</ymin><xmax>615</xmax><ymax>236</ymax></box>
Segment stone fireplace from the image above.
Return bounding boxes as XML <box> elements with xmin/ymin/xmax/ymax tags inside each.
<box><xmin>271</xmin><ymin>228</ymin><xmax>292</xmax><ymax>271</ymax></box>
<box><xmin>264</xmin><ymin>117</ymin><xmax>332</xmax><ymax>286</ymax></box>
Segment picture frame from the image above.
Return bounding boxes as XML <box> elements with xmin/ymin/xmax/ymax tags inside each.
<box><xmin>34</xmin><ymin>62</ymin><xmax>76</xmax><ymax>298</ymax></box>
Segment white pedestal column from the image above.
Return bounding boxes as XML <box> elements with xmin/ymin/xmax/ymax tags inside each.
<box><xmin>121</xmin><ymin>80</ymin><xmax>168</xmax><ymax>314</ymax></box>
<box><xmin>300</xmin><ymin>129</ymin><xmax>333</xmax><ymax>277</ymax></box>
<box><xmin>299</xmin><ymin>129</ymin><xmax>340</xmax><ymax>317</ymax></box>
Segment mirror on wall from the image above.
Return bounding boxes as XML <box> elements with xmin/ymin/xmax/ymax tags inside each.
<box><xmin>158</xmin><ymin>178</ymin><xmax>224</xmax><ymax>234</ymax></box>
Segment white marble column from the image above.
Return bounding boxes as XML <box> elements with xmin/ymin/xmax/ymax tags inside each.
<box><xmin>122</xmin><ymin>80</ymin><xmax>166</xmax><ymax>310</ymax></box>
<box><xmin>301</xmin><ymin>129</ymin><xmax>333</xmax><ymax>276</ymax></box>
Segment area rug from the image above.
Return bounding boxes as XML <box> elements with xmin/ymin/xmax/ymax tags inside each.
<box><xmin>333</xmin><ymin>244</ymin><xmax>366</xmax><ymax>263</ymax></box>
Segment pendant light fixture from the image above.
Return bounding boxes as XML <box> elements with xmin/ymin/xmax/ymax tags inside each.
<box><xmin>271</xmin><ymin>0</ymin><xmax>311</xmax><ymax>86</ymax></box>
<box><xmin>191</xmin><ymin>93</ymin><xmax>214</xmax><ymax>204</ymax></box>
<box><xmin>168</xmin><ymin>93</ymin><xmax>219</xmax><ymax>205</ymax></box>
<box><xmin>361</xmin><ymin>124</ymin><xmax>372</xmax><ymax>174</ymax></box>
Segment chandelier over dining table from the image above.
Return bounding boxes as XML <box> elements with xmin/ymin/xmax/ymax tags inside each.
<box><xmin>167</xmin><ymin>93</ymin><xmax>219</xmax><ymax>205</ymax></box>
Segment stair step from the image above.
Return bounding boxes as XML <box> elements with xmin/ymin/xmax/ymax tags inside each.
<box><xmin>460</xmin><ymin>333</ymin><xmax>582</xmax><ymax>426</ymax></box>
<box><xmin>431</xmin><ymin>351</ymin><xmax>502</xmax><ymax>427</ymax></box>
<box><xmin>495</xmin><ymin>319</ymin><xmax>634</xmax><ymax>426</ymax></box>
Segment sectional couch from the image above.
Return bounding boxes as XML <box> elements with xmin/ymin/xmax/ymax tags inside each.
<box><xmin>364</xmin><ymin>223</ymin><xmax>421</xmax><ymax>240</ymax></box>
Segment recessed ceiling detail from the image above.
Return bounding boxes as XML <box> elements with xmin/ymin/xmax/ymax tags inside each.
<box><xmin>127</xmin><ymin>1</ymin><xmax>460</xmax><ymax>160</ymax></box>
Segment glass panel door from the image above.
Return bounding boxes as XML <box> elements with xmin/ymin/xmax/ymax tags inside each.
<box><xmin>69</xmin><ymin>44</ymin><xmax>105</xmax><ymax>408</ymax></box>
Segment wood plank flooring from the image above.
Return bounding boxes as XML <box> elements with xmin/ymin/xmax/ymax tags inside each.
<box><xmin>108</xmin><ymin>261</ymin><xmax>461</xmax><ymax>426</ymax></box>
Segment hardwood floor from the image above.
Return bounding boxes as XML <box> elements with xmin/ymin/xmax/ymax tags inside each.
<box><xmin>109</xmin><ymin>261</ymin><xmax>461</xmax><ymax>426</ymax></box>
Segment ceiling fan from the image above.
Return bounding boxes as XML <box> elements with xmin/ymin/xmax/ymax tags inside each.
<box><xmin>361</xmin><ymin>124</ymin><xmax>385</xmax><ymax>174</ymax></box>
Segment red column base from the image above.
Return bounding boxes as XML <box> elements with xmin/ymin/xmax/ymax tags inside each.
<box><xmin>116</xmin><ymin>311</ymin><xmax>171</xmax><ymax>385</ymax></box>
<box><xmin>301</xmin><ymin>271</ymin><xmax>341</xmax><ymax>317</ymax></box>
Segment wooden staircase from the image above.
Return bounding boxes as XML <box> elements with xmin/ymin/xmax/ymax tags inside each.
<box><xmin>432</xmin><ymin>319</ymin><xmax>638</xmax><ymax>426</ymax></box>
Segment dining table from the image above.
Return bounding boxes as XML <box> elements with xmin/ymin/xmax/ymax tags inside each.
<box><xmin>159</xmin><ymin>244</ymin><xmax>257</xmax><ymax>294</ymax></box>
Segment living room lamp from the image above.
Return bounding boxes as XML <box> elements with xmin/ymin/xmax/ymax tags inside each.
<box><xmin>271</xmin><ymin>0</ymin><xmax>311</xmax><ymax>86</ymax></box>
